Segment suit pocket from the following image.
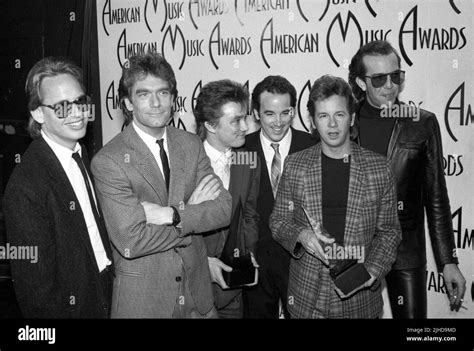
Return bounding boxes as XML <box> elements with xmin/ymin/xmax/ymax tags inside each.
<box><xmin>115</xmin><ymin>269</ymin><xmax>144</xmax><ymax>278</ymax></box>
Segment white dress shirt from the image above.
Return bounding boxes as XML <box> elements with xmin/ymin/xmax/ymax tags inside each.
<box><xmin>41</xmin><ymin>131</ymin><xmax>111</xmax><ymax>272</ymax></box>
<box><xmin>203</xmin><ymin>140</ymin><xmax>232</xmax><ymax>190</ymax></box>
<box><xmin>260</xmin><ymin>128</ymin><xmax>292</xmax><ymax>178</ymax></box>
<box><xmin>133</xmin><ymin>122</ymin><xmax>169</xmax><ymax>182</ymax></box>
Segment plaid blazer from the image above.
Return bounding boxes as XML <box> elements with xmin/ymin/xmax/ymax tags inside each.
<box><xmin>270</xmin><ymin>142</ymin><xmax>401</xmax><ymax>318</ymax></box>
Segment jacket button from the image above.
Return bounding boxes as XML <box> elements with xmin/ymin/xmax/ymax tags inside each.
<box><xmin>175</xmin><ymin>276</ymin><xmax>182</xmax><ymax>282</ymax></box>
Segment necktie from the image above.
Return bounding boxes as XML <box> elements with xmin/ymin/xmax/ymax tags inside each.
<box><xmin>156</xmin><ymin>139</ymin><xmax>170</xmax><ymax>191</ymax></box>
<box><xmin>270</xmin><ymin>143</ymin><xmax>281</xmax><ymax>198</ymax></box>
<box><xmin>72</xmin><ymin>152</ymin><xmax>102</xmax><ymax>231</ymax></box>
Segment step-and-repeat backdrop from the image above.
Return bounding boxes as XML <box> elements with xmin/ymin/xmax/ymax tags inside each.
<box><xmin>96</xmin><ymin>0</ymin><xmax>473</xmax><ymax>318</ymax></box>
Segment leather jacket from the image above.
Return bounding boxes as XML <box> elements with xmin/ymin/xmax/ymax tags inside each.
<box><xmin>354</xmin><ymin>100</ymin><xmax>458</xmax><ymax>270</ymax></box>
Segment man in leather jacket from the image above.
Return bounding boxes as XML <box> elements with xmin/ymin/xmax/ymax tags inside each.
<box><xmin>348</xmin><ymin>40</ymin><xmax>466</xmax><ymax>318</ymax></box>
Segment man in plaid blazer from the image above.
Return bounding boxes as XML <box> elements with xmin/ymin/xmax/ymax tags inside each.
<box><xmin>270</xmin><ymin>75</ymin><xmax>401</xmax><ymax>318</ymax></box>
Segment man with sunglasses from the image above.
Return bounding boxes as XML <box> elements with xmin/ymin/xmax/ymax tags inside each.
<box><xmin>3</xmin><ymin>57</ymin><xmax>113</xmax><ymax>318</ymax></box>
<box><xmin>348</xmin><ymin>40</ymin><xmax>466</xmax><ymax>318</ymax></box>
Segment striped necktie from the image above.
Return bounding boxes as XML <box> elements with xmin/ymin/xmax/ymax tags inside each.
<box><xmin>270</xmin><ymin>143</ymin><xmax>281</xmax><ymax>198</ymax></box>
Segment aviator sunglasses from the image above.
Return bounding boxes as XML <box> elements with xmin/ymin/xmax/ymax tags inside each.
<box><xmin>364</xmin><ymin>70</ymin><xmax>405</xmax><ymax>88</ymax></box>
<box><xmin>40</xmin><ymin>95</ymin><xmax>92</xmax><ymax>119</ymax></box>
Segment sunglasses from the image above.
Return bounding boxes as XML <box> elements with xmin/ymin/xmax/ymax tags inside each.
<box><xmin>364</xmin><ymin>70</ymin><xmax>405</xmax><ymax>88</ymax></box>
<box><xmin>40</xmin><ymin>95</ymin><xmax>92</xmax><ymax>119</ymax></box>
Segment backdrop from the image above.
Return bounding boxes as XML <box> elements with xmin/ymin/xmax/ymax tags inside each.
<box><xmin>95</xmin><ymin>0</ymin><xmax>473</xmax><ymax>318</ymax></box>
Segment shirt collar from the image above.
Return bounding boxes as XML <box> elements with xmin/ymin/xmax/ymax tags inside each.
<box><xmin>133</xmin><ymin>122</ymin><xmax>168</xmax><ymax>152</ymax></box>
<box><xmin>259</xmin><ymin>127</ymin><xmax>292</xmax><ymax>153</ymax></box>
<box><xmin>203</xmin><ymin>140</ymin><xmax>232</xmax><ymax>164</ymax></box>
<box><xmin>41</xmin><ymin>130</ymin><xmax>81</xmax><ymax>171</ymax></box>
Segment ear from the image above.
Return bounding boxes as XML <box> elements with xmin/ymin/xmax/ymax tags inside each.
<box><xmin>309</xmin><ymin>115</ymin><xmax>317</xmax><ymax>131</ymax></box>
<box><xmin>350</xmin><ymin>112</ymin><xmax>355</xmax><ymax>127</ymax></box>
<box><xmin>123</xmin><ymin>97</ymin><xmax>134</xmax><ymax>112</ymax></box>
<box><xmin>252</xmin><ymin>109</ymin><xmax>260</xmax><ymax>121</ymax></box>
<box><xmin>31</xmin><ymin>107</ymin><xmax>44</xmax><ymax>124</ymax></box>
<box><xmin>204</xmin><ymin>121</ymin><xmax>216</xmax><ymax>134</ymax></box>
<box><xmin>355</xmin><ymin>77</ymin><xmax>367</xmax><ymax>92</ymax></box>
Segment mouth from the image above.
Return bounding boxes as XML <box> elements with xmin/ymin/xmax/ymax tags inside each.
<box><xmin>271</xmin><ymin>126</ymin><xmax>285</xmax><ymax>134</ymax></box>
<box><xmin>327</xmin><ymin>131</ymin><xmax>339</xmax><ymax>139</ymax></box>
<box><xmin>65</xmin><ymin>119</ymin><xmax>86</xmax><ymax>129</ymax></box>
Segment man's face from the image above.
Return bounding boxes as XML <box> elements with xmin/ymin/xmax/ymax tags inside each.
<box><xmin>125</xmin><ymin>74</ymin><xmax>173</xmax><ymax>137</ymax></box>
<box><xmin>32</xmin><ymin>73</ymin><xmax>88</xmax><ymax>150</ymax></box>
<box><xmin>208</xmin><ymin>102</ymin><xmax>248</xmax><ymax>151</ymax></box>
<box><xmin>311</xmin><ymin>95</ymin><xmax>354</xmax><ymax>153</ymax></box>
<box><xmin>255</xmin><ymin>92</ymin><xmax>294</xmax><ymax>142</ymax></box>
<box><xmin>357</xmin><ymin>52</ymin><xmax>401</xmax><ymax>108</ymax></box>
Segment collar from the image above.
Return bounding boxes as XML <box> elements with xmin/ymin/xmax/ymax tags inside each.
<box><xmin>133</xmin><ymin>122</ymin><xmax>168</xmax><ymax>152</ymax></box>
<box><xmin>41</xmin><ymin>130</ymin><xmax>81</xmax><ymax>171</ymax></box>
<box><xmin>203</xmin><ymin>140</ymin><xmax>232</xmax><ymax>164</ymax></box>
<box><xmin>259</xmin><ymin>127</ymin><xmax>292</xmax><ymax>154</ymax></box>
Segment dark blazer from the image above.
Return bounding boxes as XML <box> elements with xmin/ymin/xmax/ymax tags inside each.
<box><xmin>355</xmin><ymin>100</ymin><xmax>457</xmax><ymax>270</ymax></box>
<box><xmin>203</xmin><ymin>146</ymin><xmax>260</xmax><ymax>309</ymax></box>
<box><xmin>270</xmin><ymin>142</ymin><xmax>401</xmax><ymax>318</ymax></box>
<box><xmin>245</xmin><ymin>127</ymin><xmax>317</xmax><ymax>245</ymax></box>
<box><xmin>91</xmin><ymin>125</ymin><xmax>232</xmax><ymax>318</ymax></box>
<box><xmin>3</xmin><ymin>136</ymin><xmax>114</xmax><ymax>318</ymax></box>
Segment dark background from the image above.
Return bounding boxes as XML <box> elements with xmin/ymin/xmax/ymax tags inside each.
<box><xmin>0</xmin><ymin>0</ymin><xmax>102</xmax><ymax>318</ymax></box>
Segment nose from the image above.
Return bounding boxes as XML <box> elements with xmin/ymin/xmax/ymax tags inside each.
<box><xmin>240</xmin><ymin>118</ymin><xmax>248</xmax><ymax>133</ymax></box>
<box><xmin>328</xmin><ymin>115</ymin><xmax>338</xmax><ymax>128</ymax></box>
<box><xmin>70</xmin><ymin>102</ymin><xmax>82</xmax><ymax>117</ymax></box>
<box><xmin>150</xmin><ymin>93</ymin><xmax>161</xmax><ymax>107</ymax></box>
<box><xmin>384</xmin><ymin>74</ymin><xmax>394</xmax><ymax>89</ymax></box>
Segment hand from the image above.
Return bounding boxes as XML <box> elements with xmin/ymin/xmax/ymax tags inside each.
<box><xmin>297</xmin><ymin>222</ymin><xmax>334</xmax><ymax>266</ymax></box>
<box><xmin>187</xmin><ymin>175</ymin><xmax>221</xmax><ymax>205</ymax></box>
<box><xmin>141</xmin><ymin>201</ymin><xmax>173</xmax><ymax>226</ymax></box>
<box><xmin>443</xmin><ymin>263</ymin><xmax>466</xmax><ymax>312</ymax></box>
<box><xmin>334</xmin><ymin>272</ymin><xmax>376</xmax><ymax>299</ymax></box>
<box><xmin>208</xmin><ymin>257</ymin><xmax>232</xmax><ymax>289</ymax></box>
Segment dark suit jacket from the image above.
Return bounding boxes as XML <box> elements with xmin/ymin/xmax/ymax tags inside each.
<box><xmin>203</xmin><ymin>146</ymin><xmax>260</xmax><ymax>309</ymax></box>
<box><xmin>3</xmin><ymin>136</ymin><xmax>114</xmax><ymax>318</ymax></box>
<box><xmin>91</xmin><ymin>125</ymin><xmax>232</xmax><ymax>318</ymax></box>
<box><xmin>245</xmin><ymin>128</ymin><xmax>316</xmax><ymax>246</ymax></box>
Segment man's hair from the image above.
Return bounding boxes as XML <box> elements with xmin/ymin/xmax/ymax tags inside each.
<box><xmin>25</xmin><ymin>57</ymin><xmax>85</xmax><ymax>138</ymax></box>
<box><xmin>307</xmin><ymin>75</ymin><xmax>356</xmax><ymax>117</ymax></box>
<box><xmin>251</xmin><ymin>75</ymin><xmax>297</xmax><ymax>112</ymax></box>
<box><xmin>194</xmin><ymin>79</ymin><xmax>249</xmax><ymax>140</ymax></box>
<box><xmin>348</xmin><ymin>40</ymin><xmax>402</xmax><ymax>101</ymax></box>
<box><xmin>118</xmin><ymin>52</ymin><xmax>178</xmax><ymax>125</ymax></box>
<box><xmin>307</xmin><ymin>75</ymin><xmax>357</xmax><ymax>139</ymax></box>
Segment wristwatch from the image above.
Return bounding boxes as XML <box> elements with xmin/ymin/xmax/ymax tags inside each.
<box><xmin>169</xmin><ymin>206</ymin><xmax>181</xmax><ymax>227</ymax></box>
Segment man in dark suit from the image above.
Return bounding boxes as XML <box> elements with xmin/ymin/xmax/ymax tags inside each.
<box><xmin>3</xmin><ymin>57</ymin><xmax>113</xmax><ymax>318</ymax></box>
<box><xmin>194</xmin><ymin>79</ymin><xmax>260</xmax><ymax>318</ymax></box>
<box><xmin>244</xmin><ymin>75</ymin><xmax>316</xmax><ymax>318</ymax></box>
<box><xmin>348</xmin><ymin>40</ymin><xmax>466</xmax><ymax>318</ymax></box>
<box><xmin>91</xmin><ymin>52</ymin><xmax>232</xmax><ymax>318</ymax></box>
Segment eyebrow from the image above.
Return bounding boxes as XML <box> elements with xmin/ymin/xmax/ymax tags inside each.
<box><xmin>135</xmin><ymin>88</ymin><xmax>170</xmax><ymax>94</ymax></box>
<box><xmin>47</xmin><ymin>94</ymin><xmax>86</xmax><ymax>106</ymax></box>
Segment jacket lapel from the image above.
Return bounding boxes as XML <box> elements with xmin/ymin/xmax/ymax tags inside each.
<box><xmin>38</xmin><ymin>137</ymin><xmax>101</xmax><ymax>273</ymax></box>
<box><xmin>343</xmin><ymin>143</ymin><xmax>366</xmax><ymax>246</ymax></box>
<box><xmin>124</xmin><ymin>125</ymin><xmax>168</xmax><ymax>205</ymax></box>
<box><xmin>166</xmin><ymin>127</ymin><xmax>186</xmax><ymax>206</ymax></box>
<box><xmin>304</xmin><ymin>143</ymin><xmax>323</xmax><ymax>225</ymax></box>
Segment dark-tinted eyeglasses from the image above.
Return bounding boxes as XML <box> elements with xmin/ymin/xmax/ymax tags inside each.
<box><xmin>40</xmin><ymin>95</ymin><xmax>92</xmax><ymax>119</ymax></box>
<box><xmin>364</xmin><ymin>70</ymin><xmax>405</xmax><ymax>88</ymax></box>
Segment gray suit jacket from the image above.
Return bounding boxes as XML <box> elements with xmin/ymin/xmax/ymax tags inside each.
<box><xmin>91</xmin><ymin>125</ymin><xmax>232</xmax><ymax>318</ymax></box>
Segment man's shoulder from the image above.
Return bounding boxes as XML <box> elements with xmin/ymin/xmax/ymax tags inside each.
<box><xmin>167</xmin><ymin>126</ymin><xmax>201</xmax><ymax>145</ymax></box>
<box><xmin>286</xmin><ymin>144</ymin><xmax>318</xmax><ymax>166</ymax></box>
<box><xmin>291</xmin><ymin>128</ymin><xmax>317</xmax><ymax>151</ymax></box>
<box><xmin>245</xmin><ymin>130</ymin><xmax>260</xmax><ymax>149</ymax></box>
